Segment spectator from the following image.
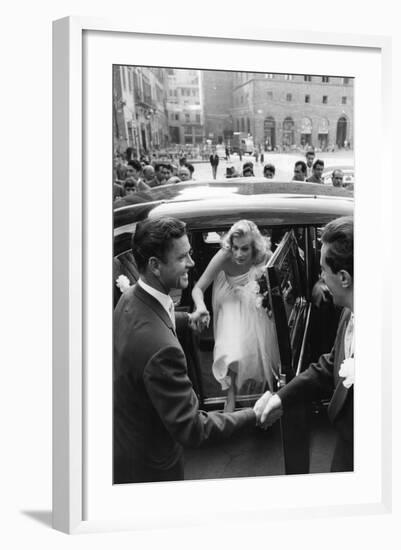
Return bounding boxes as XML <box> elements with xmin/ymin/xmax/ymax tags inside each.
<box><xmin>154</xmin><ymin>162</ymin><xmax>172</xmax><ymax>186</ymax></box>
<box><xmin>263</xmin><ymin>164</ymin><xmax>275</xmax><ymax>179</ymax></box>
<box><xmin>226</xmin><ymin>165</ymin><xmax>240</xmax><ymax>178</ymax></box>
<box><xmin>113</xmin><ymin>182</ymin><xmax>125</xmax><ymax>201</ymax></box>
<box><xmin>142</xmin><ymin>165</ymin><xmax>157</xmax><ymax>187</ymax></box>
<box><xmin>331</xmin><ymin>169</ymin><xmax>344</xmax><ymax>187</ymax></box>
<box><xmin>293</xmin><ymin>161</ymin><xmax>307</xmax><ymax>182</ymax></box>
<box><xmin>306</xmin><ymin>159</ymin><xmax>325</xmax><ymax>184</ymax></box>
<box><xmin>177</xmin><ymin>166</ymin><xmax>191</xmax><ymax>181</ymax></box>
<box><xmin>126</xmin><ymin>159</ymin><xmax>143</xmax><ymax>182</ymax></box>
<box><xmin>242</xmin><ymin>162</ymin><xmax>254</xmax><ymax>177</ymax></box>
<box><xmin>123</xmin><ymin>176</ymin><xmax>151</xmax><ymax>195</ymax></box>
<box><xmin>305</xmin><ymin>149</ymin><xmax>315</xmax><ymax>178</ymax></box>
<box><xmin>185</xmin><ymin>162</ymin><xmax>195</xmax><ymax>180</ymax></box>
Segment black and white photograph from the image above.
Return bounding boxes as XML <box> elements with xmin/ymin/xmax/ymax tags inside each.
<box><xmin>112</xmin><ymin>66</ymin><xmax>355</xmax><ymax>484</ymax></box>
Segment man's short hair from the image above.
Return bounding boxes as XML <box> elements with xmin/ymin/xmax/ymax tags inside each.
<box><xmin>294</xmin><ymin>160</ymin><xmax>307</xmax><ymax>174</ymax></box>
<box><xmin>263</xmin><ymin>163</ymin><xmax>276</xmax><ymax>175</ymax></box>
<box><xmin>321</xmin><ymin>216</ymin><xmax>353</xmax><ymax>277</ymax></box>
<box><xmin>313</xmin><ymin>159</ymin><xmax>324</xmax><ymax>170</ymax></box>
<box><xmin>132</xmin><ymin>217</ymin><xmax>187</xmax><ymax>272</ymax></box>
<box><xmin>127</xmin><ymin>159</ymin><xmax>142</xmax><ymax>172</ymax></box>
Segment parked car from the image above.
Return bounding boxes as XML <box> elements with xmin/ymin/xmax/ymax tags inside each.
<box><xmin>113</xmin><ymin>179</ymin><xmax>354</xmax><ymax>475</ymax></box>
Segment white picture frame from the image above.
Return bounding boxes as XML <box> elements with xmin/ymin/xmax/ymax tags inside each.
<box><xmin>52</xmin><ymin>16</ymin><xmax>392</xmax><ymax>534</ymax></box>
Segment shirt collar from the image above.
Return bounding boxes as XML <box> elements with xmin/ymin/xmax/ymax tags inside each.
<box><xmin>137</xmin><ymin>278</ymin><xmax>173</xmax><ymax>317</ymax></box>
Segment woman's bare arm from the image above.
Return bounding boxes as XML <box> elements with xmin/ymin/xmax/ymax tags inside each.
<box><xmin>191</xmin><ymin>248</ymin><xmax>230</xmax><ymax>327</ymax></box>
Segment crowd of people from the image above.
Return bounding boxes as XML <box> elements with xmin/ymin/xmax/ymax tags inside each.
<box><xmin>113</xmin><ymin>214</ymin><xmax>354</xmax><ymax>483</ymax></box>
<box><xmin>113</xmin><ymin>147</ymin><xmax>353</xmax><ymax>207</ymax></box>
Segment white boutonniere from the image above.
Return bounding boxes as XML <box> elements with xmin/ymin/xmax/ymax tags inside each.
<box><xmin>339</xmin><ymin>357</ymin><xmax>355</xmax><ymax>388</ymax></box>
<box><xmin>116</xmin><ymin>274</ymin><xmax>131</xmax><ymax>293</ymax></box>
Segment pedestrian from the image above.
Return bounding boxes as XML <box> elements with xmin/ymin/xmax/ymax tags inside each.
<box><xmin>209</xmin><ymin>150</ymin><xmax>219</xmax><ymax>179</ymax></box>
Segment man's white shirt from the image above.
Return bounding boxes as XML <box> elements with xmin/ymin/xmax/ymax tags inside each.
<box><xmin>138</xmin><ymin>278</ymin><xmax>175</xmax><ymax>328</ymax></box>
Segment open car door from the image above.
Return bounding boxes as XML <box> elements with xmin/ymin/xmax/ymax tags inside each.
<box><xmin>266</xmin><ymin>229</ymin><xmax>312</xmax><ymax>474</ymax></box>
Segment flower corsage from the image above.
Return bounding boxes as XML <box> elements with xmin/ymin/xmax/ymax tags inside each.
<box><xmin>116</xmin><ymin>274</ymin><xmax>131</xmax><ymax>293</ymax></box>
<box><xmin>338</xmin><ymin>357</ymin><xmax>355</xmax><ymax>389</ymax></box>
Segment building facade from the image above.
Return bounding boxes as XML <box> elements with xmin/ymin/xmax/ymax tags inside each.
<box><xmin>201</xmin><ymin>70</ymin><xmax>234</xmax><ymax>144</ymax></box>
<box><xmin>113</xmin><ymin>66</ymin><xmax>170</xmax><ymax>156</ymax></box>
<box><xmin>165</xmin><ymin>69</ymin><xmax>204</xmax><ymax>145</ymax></box>
<box><xmin>231</xmin><ymin>72</ymin><xmax>354</xmax><ymax>151</ymax></box>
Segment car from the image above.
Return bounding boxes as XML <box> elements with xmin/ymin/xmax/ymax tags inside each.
<box><xmin>322</xmin><ymin>165</ymin><xmax>354</xmax><ymax>187</ymax></box>
<box><xmin>113</xmin><ymin>179</ymin><xmax>354</xmax><ymax>476</ymax></box>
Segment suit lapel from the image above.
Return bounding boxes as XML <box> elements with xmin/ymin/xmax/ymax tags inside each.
<box><xmin>327</xmin><ymin>309</ymin><xmax>352</xmax><ymax>422</ymax></box>
<box><xmin>134</xmin><ymin>284</ymin><xmax>177</xmax><ymax>337</ymax></box>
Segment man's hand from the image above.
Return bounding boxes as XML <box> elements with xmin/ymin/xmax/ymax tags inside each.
<box><xmin>311</xmin><ymin>278</ymin><xmax>330</xmax><ymax>308</ymax></box>
<box><xmin>188</xmin><ymin>309</ymin><xmax>210</xmax><ymax>332</ymax></box>
<box><xmin>260</xmin><ymin>393</ymin><xmax>283</xmax><ymax>428</ymax></box>
<box><xmin>253</xmin><ymin>391</ymin><xmax>273</xmax><ymax>423</ymax></box>
<box><xmin>254</xmin><ymin>392</ymin><xmax>283</xmax><ymax>428</ymax></box>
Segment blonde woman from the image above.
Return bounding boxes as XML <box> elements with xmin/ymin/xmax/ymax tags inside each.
<box><xmin>192</xmin><ymin>220</ymin><xmax>280</xmax><ymax>412</ymax></box>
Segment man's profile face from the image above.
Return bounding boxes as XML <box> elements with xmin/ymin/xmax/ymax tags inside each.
<box><xmin>158</xmin><ymin>235</ymin><xmax>195</xmax><ymax>291</ymax></box>
<box><xmin>293</xmin><ymin>165</ymin><xmax>305</xmax><ymax>181</ymax></box>
<box><xmin>320</xmin><ymin>242</ymin><xmax>346</xmax><ymax>307</ymax></box>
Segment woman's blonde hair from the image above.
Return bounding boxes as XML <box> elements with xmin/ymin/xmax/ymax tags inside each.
<box><xmin>221</xmin><ymin>220</ymin><xmax>268</xmax><ymax>264</ymax></box>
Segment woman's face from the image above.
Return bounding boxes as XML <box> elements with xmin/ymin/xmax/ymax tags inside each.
<box><xmin>231</xmin><ymin>234</ymin><xmax>254</xmax><ymax>266</ymax></box>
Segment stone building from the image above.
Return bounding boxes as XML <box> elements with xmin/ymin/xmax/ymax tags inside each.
<box><xmin>231</xmin><ymin>72</ymin><xmax>353</xmax><ymax>151</ymax></box>
<box><xmin>113</xmin><ymin>66</ymin><xmax>169</xmax><ymax>156</ymax></box>
<box><xmin>202</xmin><ymin>70</ymin><xmax>234</xmax><ymax>143</ymax></box>
<box><xmin>165</xmin><ymin>69</ymin><xmax>204</xmax><ymax>145</ymax></box>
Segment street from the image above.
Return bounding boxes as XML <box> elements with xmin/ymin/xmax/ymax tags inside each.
<box><xmin>189</xmin><ymin>150</ymin><xmax>354</xmax><ymax>181</ymax></box>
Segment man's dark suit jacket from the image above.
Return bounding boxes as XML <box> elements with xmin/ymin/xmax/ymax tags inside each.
<box><xmin>113</xmin><ymin>283</ymin><xmax>255</xmax><ymax>483</ymax></box>
<box><xmin>278</xmin><ymin>308</ymin><xmax>353</xmax><ymax>472</ymax></box>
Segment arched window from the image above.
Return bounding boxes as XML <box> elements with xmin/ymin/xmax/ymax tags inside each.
<box><xmin>300</xmin><ymin>117</ymin><xmax>312</xmax><ymax>147</ymax></box>
<box><xmin>336</xmin><ymin>116</ymin><xmax>348</xmax><ymax>148</ymax></box>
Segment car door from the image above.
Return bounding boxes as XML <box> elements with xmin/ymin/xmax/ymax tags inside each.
<box><xmin>265</xmin><ymin>228</ymin><xmax>312</xmax><ymax>474</ymax></box>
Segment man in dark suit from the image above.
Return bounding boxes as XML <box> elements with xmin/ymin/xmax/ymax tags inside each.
<box><xmin>209</xmin><ymin>151</ymin><xmax>219</xmax><ymax>179</ymax></box>
<box><xmin>114</xmin><ymin>217</ymin><xmax>257</xmax><ymax>483</ymax></box>
<box><xmin>255</xmin><ymin>216</ymin><xmax>354</xmax><ymax>472</ymax></box>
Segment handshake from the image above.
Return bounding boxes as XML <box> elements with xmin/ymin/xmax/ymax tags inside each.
<box><xmin>253</xmin><ymin>391</ymin><xmax>283</xmax><ymax>428</ymax></box>
<box><xmin>188</xmin><ymin>308</ymin><xmax>211</xmax><ymax>332</ymax></box>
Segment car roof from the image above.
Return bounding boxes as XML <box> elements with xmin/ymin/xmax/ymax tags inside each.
<box><xmin>114</xmin><ymin>179</ymin><xmax>353</xmax><ymax>235</ymax></box>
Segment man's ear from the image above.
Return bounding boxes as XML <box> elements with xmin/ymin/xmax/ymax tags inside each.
<box><xmin>339</xmin><ymin>269</ymin><xmax>352</xmax><ymax>289</ymax></box>
<box><xmin>148</xmin><ymin>256</ymin><xmax>161</xmax><ymax>277</ymax></box>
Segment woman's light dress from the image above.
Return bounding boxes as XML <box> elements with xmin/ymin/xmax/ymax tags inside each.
<box><xmin>211</xmin><ymin>265</ymin><xmax>280</xmax><ymax>392</ymax></box>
